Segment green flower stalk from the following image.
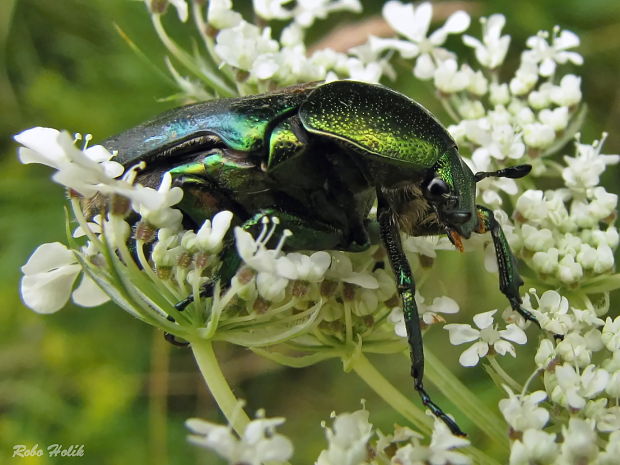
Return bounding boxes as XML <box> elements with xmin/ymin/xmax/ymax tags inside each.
<box><xmin>15</xmin><ymin>0</ymin><xmax>620</xmax><ymax>463</ymax></box>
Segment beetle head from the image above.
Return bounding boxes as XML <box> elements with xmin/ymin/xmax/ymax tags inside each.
<box><xmin>383</xmin><ymin>147</ymin><xmax>532</xmax><ymax>248</ymax></box>
<box><xmin>421</xmin><ymin>148</ymin><xmax>477</xmax><ymax>246</ymax></box>
<box><xmin>421</xmin><ymin>152</ymin><xmax>532</xmax><ymax>249</ymax></box>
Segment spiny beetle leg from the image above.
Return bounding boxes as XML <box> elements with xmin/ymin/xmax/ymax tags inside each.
<box><xmin>475</xmin><ymin>205</ymin><xmax>540</xmax><ymax>327</ymax></box>
<box><xmin>377</xmin><ymin>189</ymin><xmax>465</xmax><ymax>436</ymax></box>
<box><xmin>418</xmin><ymin>383</ymin><xmax>465</xmax><ymax>436</ymax></box>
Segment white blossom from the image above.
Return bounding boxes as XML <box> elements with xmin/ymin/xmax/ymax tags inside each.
<box><xmin>528</xmin><ymin>290</ymin><xmax>573</xmax><ymax>336</ymax></box>
<box><xmin>316</xmin><ymin>409</ymin><xmax>373</xmax><ymax>465</ymax></box>
<box><xmin>463</xmin><ymin>14</ymin><xmax>510</xmax><ymax>69</ymax></box>
<box><xmin>551</xmin><ymin>364</ymin><xmax>609</xmax><ymax>409</ymax></box>
<box><xmin>523</xmin><ymin>27</ymin><xmax>583</xmax><ymax>77</ymax></box>
<box><xmin>15</xmin><ymin>127</ymin><xmax>123</xmax><ymax>196</ymax></box>
<box><xmin>499</xmin><ymin>388</ymin><xmax>549</xmax><ymax>432</ymax></box>
<box><xmin>390</xmin><ymin>295</ymin><xmax>459</xmax><ymax>336</ymax></box>
<box><xmin>557</xmin><ymin>418</ymin><xmax>598</xmax><ymax>465</ymax></box>
<box><xmin>214</xmin><ymin>22</ymin><xmax>279</xmax><ymax>78</ymax></box>
<box><xmin>325</xmin><ymin>251</ymin><xmax>378</xmax><ymax>289</ymax></box>
<box><xmin>562</xmin><ymin>133</ymin><xmax>619</xmax><ymax>190</ymax></box>
<box><xmin>444</xmin><ymin>310</ymin><xmax>527</xmax><ymax>366</ymax></box>
<box><xmin>489</xmin><ymin>82</ymin><xmax>510</xmax><ymax>105</ymax></box>
<box><xmin>377</xmin><ymin>1</ymin><xmax>469</xmax><ymax>80</ymax></box>
<box><xmin>509</xmin><ymin>429</ymin><xmax>558</xmax><ymax>465</ymax></box>
<box><xmin>557</xmin><ymin>254</ymin><xmax>583</xmax><ymax>284</ymax></box>
<box><xmin>391</xmin><ymin>418</ymin><xmax>471</xmax><ymax>465</ymax></box>
<box><xmin>292</xmin><ymin>0</ymin><xmax>361</xmax><ymax>28</ymax></box>
<box><xmin>509</xmin><ymin>60</ymin><xmax>539</xmax><ymax>96</ymax></box>
<box><xmin>130</xmin><ymin>172</ymin><xmax>184</xmax><ymax>230</ymax></box>
<box><xmin>599</xmin><ymin>431</ymin><xmax>620</xmax><ymax>465</ymax></box>
<box><xmin>539</xmin><ymin>106</ymin><xmax>569</xmax><ymax>131</ymax></box>
<box><xmin>186</xmin><ymin>414</ymin><xmax>293</xmax><ymax>465</ymax></box>
<box><xmin>253</xmin><ymin>0</ymin><xmax>293</xmax><ymax>21</ymax></box>
<box><xmin>523</xmin><ymin>122</ymin><xmax>555</xmax><ymax>149</ymax></box>
<box><xmin>601</xmin><ymin>316</ymin><xmax>620</xmax><ymax>351</ymax></box>
<box><xmin>234</xmin><ymin>220</ymin><xmax>292</xmax><ymax>302</ymax></box>
<box><xmin>276</xmin><ymin>251</ymin><xmax>331</xmax><ymax>282</ymax></box>
<box><xmin>550</xmin><ymin>74</ymin><xmax>582</xmax><ymax>106</ymax></box>
<box><xmin>433</xmin><ymin>59</ymin><xmax>469</xmax><ymax>93</ymax></box>
<box><xmin>183</xmin><ymin>211</ymin><xmax>234</xmax><ymax>253</ymax></box>
<box><xmin>20</xmin><ymin>242</ymin><xmax>109</xmax><ymax>313</ymax></box>
<box><xmin>207</xmin><ymin>0</ymin><xmax>242</xmax><ymax>29</ymax></box>
<box><xmin>520</xmin><ymin>224</ymin><xmax>554</xmax><ymax>252</ymax></box>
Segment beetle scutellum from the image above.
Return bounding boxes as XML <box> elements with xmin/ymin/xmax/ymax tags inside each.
<box><xmin>100</xmin><ymin>80</ymin><xmax>536</xmax><ymax>435</ymax></box>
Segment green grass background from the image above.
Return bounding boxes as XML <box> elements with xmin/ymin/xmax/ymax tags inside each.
<box><xmin>1</xmin><ymin>1</ymin><xmax>619</xmax><ymax>463</ymax></box>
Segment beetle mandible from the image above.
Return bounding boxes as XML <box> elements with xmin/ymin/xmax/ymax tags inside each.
<box><xmin>101</xmin><ymin>80</ymin><xmax>535</xmax><ymax>436</ymax></box>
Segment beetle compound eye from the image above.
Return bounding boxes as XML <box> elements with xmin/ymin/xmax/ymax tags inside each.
<box><xmin>425</xmin><ymin>177</ymin><xmax>450</xmax><ymax>200</ymax></box>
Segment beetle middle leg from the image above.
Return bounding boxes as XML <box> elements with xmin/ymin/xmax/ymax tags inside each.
<box><xmin>475</xmin><ymin>205</ymin><xmax>539</xmax><ymax>326</ymax></box>
<box><xmin>377</xmin><ymin>189</ymin><xmax>465</xmax><ymax>436</ymax></box>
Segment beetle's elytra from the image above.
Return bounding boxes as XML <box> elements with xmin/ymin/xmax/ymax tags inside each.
<box><xmin>102</xmin><ymin>80</ymin><xmax>535</xmax><ymax>435</ymax></box>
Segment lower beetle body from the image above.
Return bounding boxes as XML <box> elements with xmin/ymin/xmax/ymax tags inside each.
<box><xmin>102</xmin><ymin>81</ymin><xmax>535</xmax><ymax>435</ymax></box>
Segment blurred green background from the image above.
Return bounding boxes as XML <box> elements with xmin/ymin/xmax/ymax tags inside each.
<box><xmin>1</xmin><ymin>0</ymin><xmax>619</xmax><ymax>463</ymax></box>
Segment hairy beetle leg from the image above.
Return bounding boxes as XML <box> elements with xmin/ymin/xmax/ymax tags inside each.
<box><xmin>377</xmin><ymin>189</ymin><xmax>465</xmax><ymax>437</ymax></box>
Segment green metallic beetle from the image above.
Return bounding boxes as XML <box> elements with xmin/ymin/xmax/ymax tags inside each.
<box><xmin>102</xmin><ymin>80</ymin><xmax>535</xmax><ymax>436</ymax></box>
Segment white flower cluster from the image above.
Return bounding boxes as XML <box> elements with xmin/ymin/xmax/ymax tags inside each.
<box><xmin>186</xmin><ymin>411</ymin><xmax>293</xmax><ymax>465</ymax></box>
<box><xmin>513</xmin><ymin>135</ymin><xmax>619</xmax><ymax>286</ymax></box>
<box><xmin>187</xmin><ymin>406</ymin><xmax>471</xmax><ymax>465</ymax></box>
<box><xmin>14</xmin><ymin>127</ymin><xmax>194</xmax><ymax>314</ymax></box>
<box><xmin>150</xmin><ymin>0</ymin><xmax>398</xmax><ymax>96</ymax></box>
<box><xmin>366</xmin><ymin>2</ymin><xmax>587</xmax><ymax>214</ymax></box>
<box><xmin>491</xmin><ymin>287</ymin><xmax>620</xmax><ymax>464</ymax></box>
<box><xmin>317</xmin><ymin>407</ymin><xmax>471</xmax><ymax>465</ymax></box>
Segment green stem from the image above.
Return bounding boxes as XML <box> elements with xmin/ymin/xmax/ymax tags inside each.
<box><xmin>191</xmin><ymin>339</ymin><xmax>293</xmax><ymax>465</ymax></box>
<box><xmin>190</xmin><ymin>0</ymin><xmax>237</xmax><ymax>87</ymax></box>
<box><xmin>349</xmin><ymin>352</ymin><xmax>432</xmax><ymax>434</ymax></box>
<box><xmin>487</xmin><ymin>356</ymin><xmax>522</xmax><ymax>392</ymax></box>
<box><xmin>151</xmin><ymin>14</ymin><xmax>235</xmax><ymax>97</ymax></box>
<box><xmin>190</xmin><ymin>338</ymin><xmax>250</xmax><ymax>434</ymax></box>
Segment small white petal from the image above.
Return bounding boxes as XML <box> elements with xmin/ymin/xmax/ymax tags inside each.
<box><xmin>500</xmin><ymin>324</ymin><xmax>527</xmax><ymax>344</ymax></box>
<box><xmin>459</xmin><ymin>342</ymin><xmax>484</xmax><ymax>366</ymax></box>
<box><xmin>473</xmin><ymin>309</ymin><xmax>497</xmax><ymax>329</ymax></box>
<box><xmin>72</xmin><ymin>274</ymin><xmax>110</xmax><ymax>307</ymax></box>
<box><xmin>441</xmin><ymin>10</ymin><xmax>470</xmax><ymax>34</ymax></box>
<box><xmin>444</xmin><ymin>323</ymin><xmax>479</xmax><ymax>345</ymax></box>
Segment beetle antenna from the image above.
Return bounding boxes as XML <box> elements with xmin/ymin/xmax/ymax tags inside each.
<box><xmin>474</xmin><ymin>164</ymin><xmax>532</xmax><ymax>182</ymax></box>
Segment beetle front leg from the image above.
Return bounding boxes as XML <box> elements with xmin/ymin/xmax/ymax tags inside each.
<box><xmin>377</xmin><ymin>190</ymin><xmax>465</xmax><ymax>436</ymax></box>
<box><xmin>475</xmin><ymin>205</ymin><xmax>539</xmax><ymax>325</ymax></box>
